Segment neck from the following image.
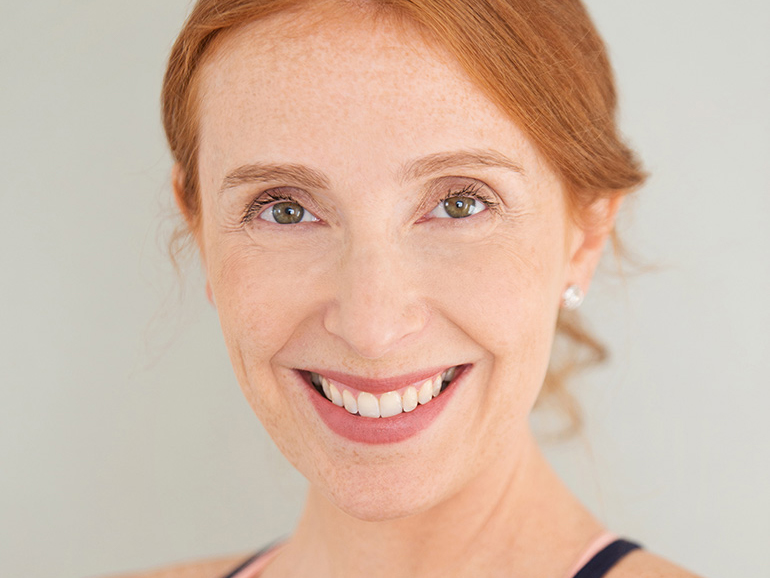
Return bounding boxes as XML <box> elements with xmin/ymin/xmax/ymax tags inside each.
<box><xmin>269</xmin><ymin>432</ymin><xmax>602</xmax><ymax>578</ymax></box>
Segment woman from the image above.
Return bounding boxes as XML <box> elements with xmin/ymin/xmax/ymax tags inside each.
<box><xmin>145</xmin><ymin>0</ymin><xmax>701</xmax><ymax>576</ymax></box>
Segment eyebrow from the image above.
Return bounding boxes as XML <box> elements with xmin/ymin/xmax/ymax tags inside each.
<box><xmin>219</xmin><ymin>163</ymin><xmax>331</xmax><ymax>194</ymax></box>
<box><xmin>219</xmin><ymin>149</ymin><xmax>524</xmax><ymax>194</ymax></box>
<box><xmin>399</xmin><ymin>149</ymin><xmax>525</xmax><ymax>183</ymax></box>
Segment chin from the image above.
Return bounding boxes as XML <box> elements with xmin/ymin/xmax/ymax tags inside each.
<box><xmin>323</xmin><ymin>473</ymin><xmax>447</xmax><ymax>523</ymax></box>
<box><xmin>306</xmin><ymin>428</ymin><xmax>487</xmax><ymax>524</ymax></box>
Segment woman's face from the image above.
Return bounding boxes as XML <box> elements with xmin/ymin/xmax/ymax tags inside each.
<box><xmin>191</xmin><ymin>8</ymin><xmax>604</xmax><ymax>520</ymax></box>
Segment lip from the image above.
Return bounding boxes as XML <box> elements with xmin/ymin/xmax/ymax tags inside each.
<box><xmin>298</xmin><ymin>365</ymin><xmax>469</xmax><ymax>445</ymax></box>
<box><xmin>302</xmin><ymin>366</ymin><xmax>453</xmax><ymax>395</ymax></box>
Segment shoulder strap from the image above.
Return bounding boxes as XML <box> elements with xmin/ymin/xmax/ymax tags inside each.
<box><xmin>225</xmin><ymin>537</ymin><xmax>639</xmax><ymax>578</ymax></box>
<box><xmin>571</xmin><ymin>539</ymin><xmax>642</xmax><ymax>578</ymax></box>
<box><xmin>220</xmin><ymin>554</ymin><xmax>260</xmax><ymax>578</ymax></box>
<box><xmin>220</xmin><ymin>540</ymin><xmax>284</xmax><ymax>578</ymax></box>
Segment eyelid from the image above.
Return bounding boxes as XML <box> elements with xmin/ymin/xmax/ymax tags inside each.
<box><xmin>424</xmin><ymin>179</ymin><xmax>501</xmax><ymax>219</ymax></box>
<box><xmin>241</xmin><ymin>188</ymin><xmax>320</xmax><ymax>225</ymax></box>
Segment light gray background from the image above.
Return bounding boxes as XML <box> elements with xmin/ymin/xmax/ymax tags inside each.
<box><xmin>1</xmin><ymin>1</ymin><xmax>768</xmax><ymax>577</ymax></box>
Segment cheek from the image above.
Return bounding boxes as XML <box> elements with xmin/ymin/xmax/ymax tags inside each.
<box><xmin>418</xmin><ymin>221</ymin><xmax>564</xmax><ymax>346</ymax></box>
<box><xmin>206</xmin><ymin>243</ymin><xmax>332</xmax><ymax>468</ymax></box>
<box><xmin>211</xmin><ymin>243</ymin><xmax>326</xmax><ymax>347</ymax></box>
<box><xmin>203</xmin><ymin>239</ymin><xmax>324</xmax><ymax>412</ymax></box>
<box><xmin>416</xmin><ymin>223</ymin><xmax>565</xmax><ymax>428</ymax></box>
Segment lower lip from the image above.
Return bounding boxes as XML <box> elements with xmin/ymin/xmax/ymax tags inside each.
<box><xmin>301</xmin><ymin>367</ymin><xmax>467</xmax><ymax>445</ymax></box>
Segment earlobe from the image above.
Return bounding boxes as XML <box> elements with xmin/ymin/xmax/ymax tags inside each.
<box><xmin>565</xmin><ymin>195</ymin><xmax>624</xmax><ymax>299</ymax></box>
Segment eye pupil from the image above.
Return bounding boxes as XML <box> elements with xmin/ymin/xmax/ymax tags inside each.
<box><xmin>444</xmin><ymin>196</ymin><xmax>475</xmax><ymax>218</ymax></box>
<box><xmin>272</xmin><ymin>201</ymin><xmax>305</xmax><ymax>224</ymax></box>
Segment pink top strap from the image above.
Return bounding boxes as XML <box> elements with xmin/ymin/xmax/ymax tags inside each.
<box><xmin>229</xmin><ymin>544</ymin><xmax>282</xmax><ymax>578</ymax></box>
<box><xmin>564</xmin><ymin>531</ymin><xmax>618</xmax><ymax>578</ymax></box>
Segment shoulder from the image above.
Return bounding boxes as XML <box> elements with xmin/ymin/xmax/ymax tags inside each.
<box><xmin>607</xmin><ymin>549</ymin><xmax>703</xmax><ymax>578</ymax></box>
<box><xmin>104</xmin><ymin>554</ymin><xmax>250</xmax><ymax>578</ymax></box>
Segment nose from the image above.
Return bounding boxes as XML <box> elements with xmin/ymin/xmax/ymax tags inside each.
<box><xmin>323</xmin><ymin>237</ymin><xmax>429</xmax><ymax>359</ymax></box>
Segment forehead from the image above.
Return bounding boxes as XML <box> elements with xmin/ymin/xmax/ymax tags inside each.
<box><xmin>195</xmin><ymin>6</ymin><xmax>545</xmax><ymax>188</ymax></box>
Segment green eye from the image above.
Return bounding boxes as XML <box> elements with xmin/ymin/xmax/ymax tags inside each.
<box><xmin>432</xmin><ymin>196</ymin><xmax>485</xmax><ymax>219</ymax></box>
<box><xmin>259</xmin><ymin>201</ymin><xmax>317</xmax><ymax>224</ymax></box>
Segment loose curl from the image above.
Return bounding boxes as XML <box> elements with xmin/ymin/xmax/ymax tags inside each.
<box><xmin>162</xmin><ymin>0</ymin><xmax>646</xmax><ymax>435</ymax></box>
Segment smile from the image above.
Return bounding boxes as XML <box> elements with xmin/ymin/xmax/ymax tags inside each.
<box><xmin>300</xmin><ymin>365</ymin><xmax>469</xmax><ymax>444</ymax></box>
<box><xmin>308</xmin><ymin>366</ymin><xmax>460</xmax><ymax>418</ymax></box>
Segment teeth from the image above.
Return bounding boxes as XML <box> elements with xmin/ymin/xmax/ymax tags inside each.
<box><xmin>313</xmin><ymin>367</ymin><xmax>461</xmax><ymax>418</ymax></box>
<box><xmin>342</xmin><ymin>389</ymin><xmax>358</xmax><ymax>414</ymax></box>
<box><xmin>418</xmin><ymin>379</ymin><xmax>433</xmax><ymax>405</ymax></box>
<box><xmin>329</xmin><ymin>382</ymin><xmax>344</xmax><ymax>407</ymax></box>
<box><xmin>379</xmin><ymin>391</ymin><xmax>403</xmax><ymax>418</ymax></box>
<box><xmin>320</xmin><ymin>376</ymin><xmax>331</xmax><ymax>400</ymax></box>
<box><xmin>402</xmin><ymin>386</ymin><xmax>418</xmax><ymax>413</ymax></box>
<box><xmin>357</xmin><ymin>392</ymin><xmax>381</xmax><ymax>418</ymax></box>
<box><xmin>431</xmin><ymin>374</ymin><xmax>442</xmax><ymax>397</ymax></box>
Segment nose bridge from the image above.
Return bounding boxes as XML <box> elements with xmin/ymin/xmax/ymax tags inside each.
<box><xmin>323</xmin><ymin>231</ymin><xmax>427</xmax><ymax>359</ymax></box>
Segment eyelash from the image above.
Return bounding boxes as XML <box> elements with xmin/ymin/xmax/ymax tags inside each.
<box><xmin>240</xmin><ymin>183</ymin><xmax>500</xmax><ymax>225</ymax></box>
<box><xmin>436</xmin><ymin>183</ymin><xmax>501</xmax><ymax>215</ymax></box>
<box><xmin>241</xmin><ymin>191</ymin><xmax>297</xmax><ymax>225</ymax></box>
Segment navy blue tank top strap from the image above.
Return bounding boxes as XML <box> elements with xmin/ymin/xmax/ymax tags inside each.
<box><xmin>572</xmin><ymin>539</ymin><xmax>642</xmax><ymax>578</ymax></box>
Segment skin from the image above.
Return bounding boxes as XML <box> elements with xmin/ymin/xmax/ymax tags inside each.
<box><xmin>138</xmin><ymin>5</ymin><xmax>700</xmax><ymax>578</ymax></box>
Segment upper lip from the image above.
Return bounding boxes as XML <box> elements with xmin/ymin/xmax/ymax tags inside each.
<box><xmin>301</xmin><ymin>366</ymin><xmax>459</xmax><ymax>395</ymax></box>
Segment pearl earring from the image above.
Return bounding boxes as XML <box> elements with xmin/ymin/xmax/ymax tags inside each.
<box><xmin>562</xmin><ymin>285</ymin><xmax>584</xmax><ymax>310</ymax></box>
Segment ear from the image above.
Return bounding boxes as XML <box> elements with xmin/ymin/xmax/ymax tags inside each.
<box><xmin>172</xmin><ymin>163</ymin><xmax>194</xmax><ymax>229</ymax></box>
<box><xmin>172</xmin><ymin>163</ymin><xmax>215</xmax><ymax>307</ymax></box>
<box><xmin>565</xmin><ymin>195</ymin><xmax>624</xmax><ymax>298</ymax></box>
<box><xmin>172</xmin><ymin>162</ymin><xmax>204</xmax><ymax>256</ymax></box>
<box><xmin>205</xmin><ymin>280</ymin><xmax>216</xmax><ymax>307</ymax></box>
